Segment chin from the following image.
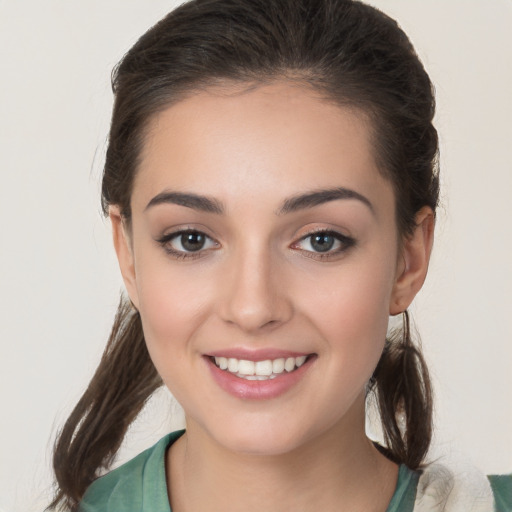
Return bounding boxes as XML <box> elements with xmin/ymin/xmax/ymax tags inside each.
<box><xmin>223</xmin><ymin>432</ymin><xmax>302</xmax><ymax>457</ymax></box>
<box><xmin>200</xmin><ymin>415</ymin><xmax>315</xmax><ymax>457</ymax></box>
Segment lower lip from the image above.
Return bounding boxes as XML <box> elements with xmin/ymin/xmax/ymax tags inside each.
<box><xmin>205</xmin><ymin>356</ymin><xmax>315</xmax><ymax>400</ymax></box>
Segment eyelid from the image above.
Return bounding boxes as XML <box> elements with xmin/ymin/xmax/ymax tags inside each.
<box><xmin>290</xmin><ymin>228</ymin><xmax>356</xmax><ymax>259</ymax></box>
<box><xmin>155</xmin><ymin>227</ymin><xmax>220</xmax><ymax>259</ymax></box>
<box><xmin>155</xmin><ymin>225</ymin><xmax>355</xmax><ymax>261</ymax></box>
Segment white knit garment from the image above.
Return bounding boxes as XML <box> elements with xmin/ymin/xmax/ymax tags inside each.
<box><xmin>413</xmin><ymin>463</ymin><xmax>495</xmax><ymax>512</ymax></box>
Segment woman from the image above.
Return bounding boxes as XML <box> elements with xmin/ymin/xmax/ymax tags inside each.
<box><xmin>48</xmin><ymin>0</ymin><xmax>511</xmax><ymax>510</ymax></box>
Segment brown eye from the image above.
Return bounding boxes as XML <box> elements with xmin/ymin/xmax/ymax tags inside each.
<box><xmin>180</xmin><ymin>232</ymin><xmax>206</xmax><ymax>252</ymax></box>
<box><xmin>157</xmin><ymin>229</ymin><xmax>218</xmax><ymax>257</ymax></box>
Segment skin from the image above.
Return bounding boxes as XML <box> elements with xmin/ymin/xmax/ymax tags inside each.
<box><xmin>111</xmin><ymin>82</ymin><xmax>434</xmax><ymax>511</ymax></box>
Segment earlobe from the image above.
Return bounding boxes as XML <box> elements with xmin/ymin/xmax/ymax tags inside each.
<box><xmin>389</xmin><ymin>206</ymin><xmax>435</xmax><ymax>315</ymax></box>
<box><xmin>109</xmin><ymin>206</ymin><xmax>140</xmax><ymax>310</ymax></box>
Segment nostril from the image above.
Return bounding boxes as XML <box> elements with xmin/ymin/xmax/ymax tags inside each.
<box><xmin>217</xmin><ymin>262</ymin><xmax>293</xmax><ymax>331</ymax></box>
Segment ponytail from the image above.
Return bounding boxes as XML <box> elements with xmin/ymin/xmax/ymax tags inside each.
<box><xmin>48</xmin><ymin>305</ymin><xmax>433</xmax><ymax>510</ymax></box>
<box><xmin>47</xmin><ymin>0</ymin><xmax>440</xmax><ymax>505</ymax></box>
<box><xmin>371</xmin><ymin>310</ymin><xmax>433</xmax><ymax>469</ymax></box>
<box><xmin>48</xmin><ymin>296</ymin><xmax>161</xmax><ymax>511</ymax></box>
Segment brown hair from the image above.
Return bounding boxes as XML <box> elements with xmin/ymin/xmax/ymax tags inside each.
<box><xmin>49</xmin><ymin>0</ymin><xmax>438</xmax><ymax>509</ymax></box>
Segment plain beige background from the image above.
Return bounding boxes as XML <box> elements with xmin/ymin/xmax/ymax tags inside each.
<box><xmin>0</xmin><ymin>1</ymin><xmax>511</xmax><ymax>511</ymax></box>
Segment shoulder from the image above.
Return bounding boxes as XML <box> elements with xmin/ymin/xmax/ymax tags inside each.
<box><xmin>488</xmin><ymin>473</ymin><xmax>512</xmax><ymax>512</ymax></box>
<box><xmin>78</xmin><ymin>430</ymin><xmax>185</xmax><ymax>512</ymax></box>
<box><xmin>414</xmin><ymin>463</ymin><xmax>512</xmax><ymax>512</ymax></box>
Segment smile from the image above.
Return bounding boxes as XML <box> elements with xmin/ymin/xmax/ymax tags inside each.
<box><xmin>212</xmin><ymin>355</ymin><xmax>307</xmax><ymax>380</ymax></box>
<box><xmin>206</xmin><ymin>351</ymin><xmax>315</xmax><ymax>399</ymax></box>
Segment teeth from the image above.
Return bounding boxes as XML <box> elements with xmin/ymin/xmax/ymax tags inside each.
<box><xmin>296</xmin><ymin>355</ymin><xmax>307</xmax><ymax>367</ymax></box>
<box><xmin>284</xmin><ymin>357</ymin><xmax>295</xmax><ymax>372</ymax></box>
<box><xmin>238</xmin><ymin>360</ymin><xmax>255</xmax><ymax>375</ymax></box>
<box><xmin>214</xmin><ymin>355</ymin><xmax>308</xmax><ymax>378</ymax></box>
<box><xmin>242</xmin><ymin>374</ymin><xmax>278</xmax><ymax>380</ymax></box>
<box><xmin>255</xmin><ymin>360</ymin><xmax>273</xmax><ymax>376</ymax></box>
<box><xmin>272</xmin><ymin>358</ymin><xmax>285</xmax><ymax>373</ymax></box>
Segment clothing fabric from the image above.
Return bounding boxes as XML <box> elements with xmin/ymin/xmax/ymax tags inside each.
<box><xmin>78</xmin><ymin>430</ymin><xmax>511</xmax><ymax>512</ymax></box>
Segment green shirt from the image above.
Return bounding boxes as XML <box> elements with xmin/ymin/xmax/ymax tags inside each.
<box><xmin>79</xmin><ymin>430</ymin><xmax>511</xmax><ymax>512</ymax></box>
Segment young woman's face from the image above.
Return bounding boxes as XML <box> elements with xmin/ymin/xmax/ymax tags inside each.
<box><xmin>115</xmin><ymin>82</ymin><xmax>412</xmax><ymax>455</ymax></box>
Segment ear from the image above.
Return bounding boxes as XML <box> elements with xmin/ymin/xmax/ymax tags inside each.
<box><xmin>109</xmin><ymin>206</ymin><xmax>140</xmax><ymax>310</ymax></box>
<box><xmin>389</xmin><ymin>206</ymin><xmax>435</xmax><ymax>315</ymax></box>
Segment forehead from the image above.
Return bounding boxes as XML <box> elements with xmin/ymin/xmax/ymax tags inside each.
<box><xmin>132</xmin><ymin>81</ymin><xmax>393</xmax><ymax>215</ymax></box>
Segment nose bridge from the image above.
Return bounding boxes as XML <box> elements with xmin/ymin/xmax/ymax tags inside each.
<box><xmin>219</xmin><ymin>237</ymin><xmax>291</xmax><ymax>332</ymax></box>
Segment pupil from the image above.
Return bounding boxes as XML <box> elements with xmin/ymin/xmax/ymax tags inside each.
<box><xmin>181</xmin><ymin>232</ymin><xmax>205</xmax><ymax>251</ymax></box>
<box><xmin>311</xmin><ymin>234</ymin><xmax>334</xmax><ymax>252</ymax></box>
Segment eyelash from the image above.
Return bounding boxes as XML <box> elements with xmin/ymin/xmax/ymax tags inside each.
<box><xmin>156</xmin><ymin>229</ymin><xmax>219</xmax><ymax>259</ymax></box>
<box><xmin>291</xmin><ymin>229</ymin><xmax>356</xmax><ymax>260</ymax></box>
<box><xmin>156</xmin><ymin>228</ymin><xmax>355</xmax><ymax>260</ymax></box>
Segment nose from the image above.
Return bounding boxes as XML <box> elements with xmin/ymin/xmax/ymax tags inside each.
<box><xmin>218</xmin><ymin>244</ymin><xmax>293</xmax><ymax>333</ymax></box>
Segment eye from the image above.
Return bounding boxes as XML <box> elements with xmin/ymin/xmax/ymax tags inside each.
<box><xmin>291</xmin><ymin>230</ymin><xmax>355</xmax><ymax>258</ymax></box>
<box><xmin>156</xmin><ymin>229</ymin><xmax>219</xmax><ymax>257</ymax></box>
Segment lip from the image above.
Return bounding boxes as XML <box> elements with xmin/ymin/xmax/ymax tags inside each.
<box><xmin>204</xmin><ymin>352</ymin><xmax>316</xmax><ymax>400</ymax></box>
<box><xmin>206</xmin><ymin>348</ymin><xmax>310</xmax><ymax>361</ymax></box>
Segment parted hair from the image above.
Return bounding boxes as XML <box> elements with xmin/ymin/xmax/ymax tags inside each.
<box><xmin>49</xmin><ymin>0</ymin><xmax>439</xmax><ymax>509</ymax></box>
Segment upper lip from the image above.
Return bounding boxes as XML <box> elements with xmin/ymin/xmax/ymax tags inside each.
<box><xmin>205</xmin><ymin>348</ymin><xmax>313</xmax><ymax>361</ymax></box>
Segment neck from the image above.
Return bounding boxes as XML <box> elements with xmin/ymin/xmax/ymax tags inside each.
<box><xmin>167</xmin><ymin>398</ymin><xmax>398</xmax><ymax>512</ymax></box>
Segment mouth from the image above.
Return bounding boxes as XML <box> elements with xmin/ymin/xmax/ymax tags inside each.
<box><xmin>204</xmin><ymin>349</ymin><xmax>316</xmax><ymax>399</ymax></box>
<box><xmin>204</xmin><ymin>351</ymin><xmax>316</xmax><ymax>399</ymax></box>
<box><xmin>209</xmin><ymin>355</ymin><xmax>310</xmax><ymax>380</ymax></box>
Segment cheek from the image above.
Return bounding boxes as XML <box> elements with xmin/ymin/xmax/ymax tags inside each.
<box><xmin>134</xmin><ymin>255</ymin><xmax>215</xmax><ymax>374</ymax></box>
<box><xmin>297</xmin><ymin>254</ymin><xmax>397</xmax><ymax>364</ymax></box>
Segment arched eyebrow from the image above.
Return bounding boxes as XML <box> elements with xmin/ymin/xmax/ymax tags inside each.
<box><xmin>277</xmin><ymin>187</ymin><xmax>374</xmax><ymax>216</ymax></box>
<box><xmin>145</xmin><ymin>191</ymin><xmax>224</xmax><ymax>214</ymax></box>
<box><xmin>144</xmin><ymin>187</ymin><xmax>374</xmax><ymax>215</ymax></box>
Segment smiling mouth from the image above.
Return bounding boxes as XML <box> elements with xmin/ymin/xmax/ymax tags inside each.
<box><xmin>210</xmin><ymin>355</ymin><xmax>311</xmax><ymax>380</ymax></box>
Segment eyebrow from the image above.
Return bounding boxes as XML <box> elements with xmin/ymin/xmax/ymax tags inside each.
<box><xmin>277</xmin><ymin>187</ymin><xmax>374</xmax><ymax>216</ymax></box>
<box><xmin>145</xmin><ymin>191</ymin><xmax>224</xmax><ymax>214</ymax></box>
<box><xmin>144</xmin><ymin>187</ymin><xmax>374</xmax><ymax>215</ymax></box>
